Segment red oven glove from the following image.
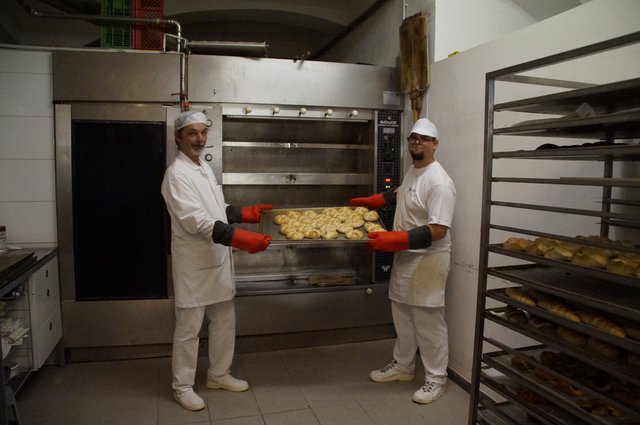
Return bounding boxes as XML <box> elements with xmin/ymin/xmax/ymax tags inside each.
<box><xmin>349</xmin><ymin>193</ymin><xmax>386</xmax><ymax>209</ymax></box>
<box><xmin>366</xmin><ymin>231</ymin><xmax>409</xmax><ymax>252</ymax></box>
<box><xmin>231</xmin><ymin>228</ymin><xmax>272</xmax><ymax>253</ymax></box>
<box><xmin>241</xmin><ymin>204</ymin><xmax>273</xmax><ymax>223</ymax></box>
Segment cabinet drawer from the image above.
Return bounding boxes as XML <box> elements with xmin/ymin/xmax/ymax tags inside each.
<box><xmin>29</xmin><ymin>258</ymin><xmax>60</xmax><ymax>331</ymax></box>
<box><xmin>31</xmin><ymin>307</ymin><xmax>62</xmax><ymax>370</ymax></box>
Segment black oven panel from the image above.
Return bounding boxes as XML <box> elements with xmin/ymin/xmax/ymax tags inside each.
<box><xmin>374</xmin><ymin>111</ymin><xmax>402</xmax><ymax>282</ymax></box>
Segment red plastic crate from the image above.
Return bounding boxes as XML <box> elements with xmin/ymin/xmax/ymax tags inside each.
<box><xmin>133</xmin><ymin>0</ymin><xmax>164</xmax><ymax>51</ymax></box>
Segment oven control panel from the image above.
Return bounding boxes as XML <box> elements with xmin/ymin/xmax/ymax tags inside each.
<box><xmin>374</xmin><ymin>110</ymin><xmax>402</xmax><ymax>282</ymax></box>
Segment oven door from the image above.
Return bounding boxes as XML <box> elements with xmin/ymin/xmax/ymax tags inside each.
<box><xmin>56</xmin><ymin>103</ymin><xmax>178</xmax><ymax>349</ymax></box>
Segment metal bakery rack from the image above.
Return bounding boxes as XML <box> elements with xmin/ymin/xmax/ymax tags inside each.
<box><xmin>469</xmin><ymin>31</ymin><xmax>640</xmax><ymax>424</ymax></box>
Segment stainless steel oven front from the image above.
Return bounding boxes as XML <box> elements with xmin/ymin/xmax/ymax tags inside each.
<box><xmin>53</xmin><ymin>50</ymin><xmax>403</xmax><ymax>358</ymax></box>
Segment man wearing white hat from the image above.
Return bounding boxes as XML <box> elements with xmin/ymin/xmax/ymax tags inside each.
<box><xmin>161</xmin><ymin>111</ymin><xmax>273</xmax><ymax>411</ymax></box>
<box><xmin>350</xmin><ymin>117</ymin><xmax>456</xmax><ymax>404</ymax></box>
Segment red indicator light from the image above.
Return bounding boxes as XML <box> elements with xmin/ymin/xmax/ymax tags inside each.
<box><xmin>384</xmin><ymin>178</ymin><xmax>391</xmax><ymax>183</ymax></box>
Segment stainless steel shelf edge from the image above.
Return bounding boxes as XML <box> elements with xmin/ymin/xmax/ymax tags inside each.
<box><xmin>487</xmin><ymin>265</ymin><xmax>640</xmax><ymax>320</ymax></box>
<box><xmin>490</xmin><ymin>200</ymin><xmax>640</xmax><ymax>223</ymax></box>
<box><xmin>223</xmin><ymin>141</ymin><xmax>372</xmax><ymax>150</ymax></box>
<box><xmin>222</xmin><ymin>173</ymin><xmax>372</xmax><ymax>185</ymax></box>
<box><xmin>492</xmin><ymin>144</ymin><xmax>640</xmax><ymax>160</ymax></box>
<box><xmin>494</xmin><ymin>77</ymin><xmax>640</xmax><ymax>115</ymax></box>
<box><xmin>488</xmin><ymin>245</ymin><xmax>640</xmax><ymax>288</ymax></box>
<box><xmin>491</xmin><ymin>176</ymin><xmax>640</xmax><ymax>187</ymax></box>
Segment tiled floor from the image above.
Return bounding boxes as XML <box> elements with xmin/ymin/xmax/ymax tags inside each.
<box><xmin>16</xmin><ymin>339</ymin><xmax>470</xmax><ymax>425</ymax></box>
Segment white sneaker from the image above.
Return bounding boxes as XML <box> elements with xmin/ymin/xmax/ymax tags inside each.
<box><xmin>412</xmin><ymin>381</ymin><xmax>447</xmax><ymax>404</ymax></box>
<box><xmin>369</xmin><ymin>361</ymin><xmax>415</xmax><ymax>383</ymax></box>
<box><xmin>207</xmin><ymin>374</ymin><xmax>249</xmax><ymax>392</ymax></box>
<box><xmin>173</xmin><ymin>389</ymin><xmax>205</xmax><ymax>411</ymax></box>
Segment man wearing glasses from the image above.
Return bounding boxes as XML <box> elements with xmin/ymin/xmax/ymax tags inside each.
<box><xmin>350</xmin><ymin>117</ymin><xmax>456</xmax><ymax>404</ymax></box>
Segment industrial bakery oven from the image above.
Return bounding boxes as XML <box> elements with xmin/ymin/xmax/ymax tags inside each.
<box><xmin>53</xmin><ymin>51</ymin><xmax>403</xmax><ymax>356</ymax></box>
<box><xmin>186</xmin><ymin>55</ymin><xmax>405</xmax><ymax>340</ymax></box>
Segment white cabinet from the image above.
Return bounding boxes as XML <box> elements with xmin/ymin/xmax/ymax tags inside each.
<box><xmin>28</xmin><ymin>256</ymin><xmax>62</xmax><ymax>370</ymax></box>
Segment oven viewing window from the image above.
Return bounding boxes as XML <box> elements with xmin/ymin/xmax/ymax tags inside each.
<box><xmin>71</xmin><ymin>120</ymin><xmax>168</xmax><ymax>301</ymax></box>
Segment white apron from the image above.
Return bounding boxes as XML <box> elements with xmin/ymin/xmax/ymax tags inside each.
<box><xmin>389</xmin><ymin>250</ymin><xmax>450</xmax><ymax>307</ymax></box>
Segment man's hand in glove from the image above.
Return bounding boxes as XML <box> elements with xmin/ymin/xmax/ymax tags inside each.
<box><xmin>241</xmin><ymin>204</ymin><xmax>273</xmax><ymax>223</ymax></box>
<box><xmin>231</xmin><ymin>229</ymin><xmax>271</xmax><ymax>253</ymax></box>
<box><xmin>367</xmin><ymin>231</ymin><xmax>409</xmax><ymax>252</ymax></box>
<box><xmin>350</xmin><ymin>191</ymin><xmax>396</xmax><ymax>209</ymax></box>
<box><xmin>366</xmin><ymin>226</ymin><xmax>433</xmax><ymax>252</ymax></box>
<box><xmin>213</xmin><ymin>221</ymin><xmax>271</xmax><ymax>253</ymax></box>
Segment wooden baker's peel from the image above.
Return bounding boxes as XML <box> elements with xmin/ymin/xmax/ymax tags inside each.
<box><xmin>400</xmin><ymin>12</ymin><xmax>430</xmax><ymax>122</ymax></box>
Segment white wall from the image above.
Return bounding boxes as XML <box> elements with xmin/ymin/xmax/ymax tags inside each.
<box><xmin>319</xmin><ymin>0</ymin><xmax>409</xmax><ymax>67</ymax></box>
<box><xmin>434</xmin><ymin>0</ymin><xmax>536</xmax><ymax>61</ymax></box>
<box><xmin>0</xmin><ymin>48</ymin><xmax>57</xmax><ymax>248</ymax></box>
<box><xmin>428</xmin><ymin>0</ymin><xmax>640</xmax><ymax>380</ymax></box>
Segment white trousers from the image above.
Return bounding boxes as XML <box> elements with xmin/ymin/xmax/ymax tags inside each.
<box><xmin>172</xmin><ymin>300</ymin><xmax>236</xmax><ymax>392</ymax></box>
<box><xmin>391</xmin><ymin>300</ymin><xmax>449</xmax><ymax>385</ymax></box>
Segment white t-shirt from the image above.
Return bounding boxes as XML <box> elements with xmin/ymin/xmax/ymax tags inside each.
<box><xmin>393</xmin><ymin>161</ymin><xmax>456</xmax><ymax>254</ymax></box>
<box><xmin>389</xmin><ymin>161</ymin><xmax>456</xmax><ymax>306</ymax></box>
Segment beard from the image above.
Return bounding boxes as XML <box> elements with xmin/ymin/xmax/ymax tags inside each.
<box><xmin>410</xmin><ymin>151</ymin><xmax>425</xmax><ymax>161</ymax></box>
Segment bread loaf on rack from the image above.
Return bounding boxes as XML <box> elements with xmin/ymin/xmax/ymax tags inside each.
<box><xmin>502</xmin><ymin>237</ymin><xmax>532</xmax><ymax>252</ymax></box>
<box><xmin>537</xmin><ymin>299</ymin><xmax>581</xmax><ymax>322</ymax></box>
<box><xmin>571</xmin><ymin>251</ymin><xmax>608</xmax><ymax>269</ymax></box>
<box><xmin>587</xmin><ymin>337</ymin><xmax>620</xmax><ymax>359</ymax></box>
<box><xmin>622</xmin><ymin>322</ymin><xmax>640</xmax><ymax>341</ymax></box>
<box><xmin>505</xmin><ymin>287</ymin><xmax>536</xmax><ymax>307</ymax></box>
<box><xmin>580</xmin><ymin>245</ymin><xmax>613</xmax><ymax>259</ymax></box>
<box><xmin>544</xmin><ymin>245</ymin><xmax>575</xmax><ymax>261</ymax></box>
<box><xmin>525</xmin><ymin>238</ymin><xmax>560</xmax><ymax>256</ymax></box>
<box><xmin>557</xmin><ymin>326</ymin><xmax>586</xmax><ymax>346</ymax></box>
<box><xmin>528</xmin><ymin>316</ymin><xmax>556</xmax><ymax>334</ymax></box>
<box><xmin>556</xmin><ymin>379</ymin><xmax>585</xmax><ymax>397</ymax></box>
<box><xmin>576</xmin><ymin>310</ymin><xmax>626</xmax><ymax>338</ymax></box>
<box><xmin>606</xmin><ymin>257</ymin><xmax>639</xmax><ymax>277</ymax></box>
<box><xmin>627</xmin><ymin>351</ymin><xmax>640</xmax><ymax>367</ymax></box>
<box><xmin>612</xmin><ymin>384</ymin><xmax>640</xmax><ymax>409</ymax></box>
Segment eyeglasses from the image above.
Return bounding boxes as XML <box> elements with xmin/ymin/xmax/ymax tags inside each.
<box><xmin>407</xmin><ymin>135</ymin><xmax>435</xmax><ymax>144</ymax></box>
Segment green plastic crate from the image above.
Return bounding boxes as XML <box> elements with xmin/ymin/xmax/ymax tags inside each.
<box><xmin>100</xmin><ymin>0</ymin><xmax>133</xmax><ymax>49</ymax></box>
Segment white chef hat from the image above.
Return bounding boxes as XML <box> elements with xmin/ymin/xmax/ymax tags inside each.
<box><xmin>410</xmin><ymin>118</ymin><xmax>438</xmax><ymax>139</ymax></box>
<box><xmin>174</xmin><ymin>111</ymin><xmax>208</xmax><ymax>131</ymax></box>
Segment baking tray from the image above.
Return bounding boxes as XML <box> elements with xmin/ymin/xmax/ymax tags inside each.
<box><xmin>259</xmin><ymin>207</ymin><xmax>387</xmax><ymax>245</ymax></box>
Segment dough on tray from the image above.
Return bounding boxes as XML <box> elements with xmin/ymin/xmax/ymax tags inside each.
<box><xmin>274</xmin><ymin>206</ymin><xmax>383</xmax><ymax>240</ymax></box>
<box><xmin>345</xmin><ymin>229</ymin><xmax>363</xmax><ymax>240</ymax></box>
<box><xmin>363</xmin><ymin>210</ymin><xmax>380</xmax><ymax>222</ymax></box>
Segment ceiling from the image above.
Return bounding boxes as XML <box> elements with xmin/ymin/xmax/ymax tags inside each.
<box><xmin>5</xmin><ymin>0</ymin><xmax>591</xmax><ymax>60</ymax></box>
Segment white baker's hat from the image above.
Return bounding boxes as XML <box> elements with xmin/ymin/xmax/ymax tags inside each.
<box><xmin>410</xmin><ymin>118</ymin><xmax>438</xmax><ymax>138</ymax></box>
<box><xmin>175</xmin><ymin>111</ymin><xmax>208</xmax><ymax>131</ymax></box>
